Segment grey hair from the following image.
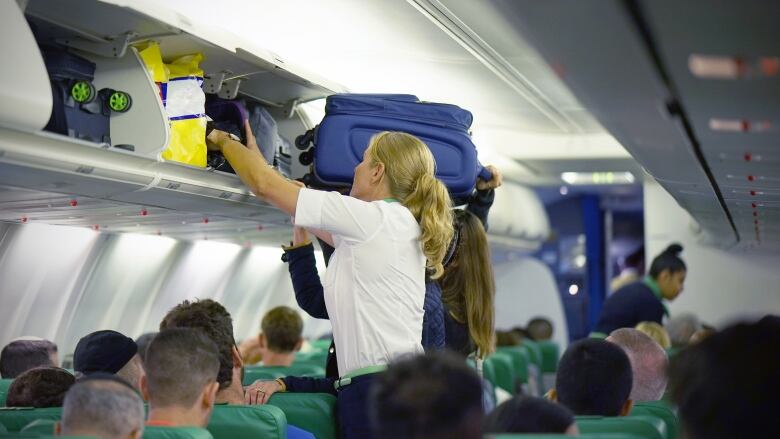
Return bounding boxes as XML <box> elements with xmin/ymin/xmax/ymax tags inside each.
<box><xmin>61</xmin><ymin>379</ymin><xmax>144</xmax><ymax>439</ymax></box>
<box><xmin>665</xmin><ymin>314</ymin><xmax>702</xmax><ymax>348</ymax></box>
<box><xmin>608</xmin><ymin>328</ymin><xmax>668</xmax><ymax>401</ymax></box>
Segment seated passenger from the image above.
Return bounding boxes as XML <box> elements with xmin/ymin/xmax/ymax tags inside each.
<box><xmin>74</xmin><ymin>330</ymin><xmax>145</xmax><ymax>392</ymax></box>
<box><xmin>527</xmin><ymin>317</ymin><xmax>554</xmax><ymax>341</ymax></box>
<box><xmin>0</xmin><ymin>337</ymin><xmax>58</xmax><ymax>378</ymax></box>
<box><xmin>483</xmin><ymin>395</ymin><xmax>578</xmax><ymax>435</ymax></box>
<box><xmin>135</xmin><ymin>332</ymin><xmax>157</xmax><ymax>366</ymax></box>
<box><xmin>257</xmin><ymin>306</ymin><xmax>304</xmax><ymax>367</ymax></box>
<box><xmin>607</xmin><ymin>328</ymin><xmax>668</xmax><ymax>401</ymax></box>
<box><xmin>550</xmin><ymin>338</ymin><xmax>633</xmax><ymax>416</ymax></box>
<box><xmin>370</xmin><ymin>352</ymin><xmax>484</xmax><ymax>439</ymax></box>
<box><xmin>142</xmin><ymin>328</ymin><xmax>220</xmax><ymax>427</ymax></box>
<box><xmin>58</xmin><ymin>374</ymin><xmax>144</xmax><ymax>439</ymax></box>
<box><xmin>665</xmin><ymin>313</ymin><xmax>701</xmax><ymax>348</ymax></box>
<box><xmin>160</xmin><ymin>299</ymin><xmax>244</xmax><ymax>405</ymax></box>
<box><xmin>668</xmin><ymin>315</ymin><xmax>780</xmax><ymax>439</ymax></box>
<box><xmin>635</xmin><ymin>321</ymin><xmax>671</xmax><ymax>349</ymax></box>
<box><xmin>6</xmin><ymin>366</ymin><xmax>74</xmax><ymax>407</ymax></box>
<box><xmin>161</xmin><ymin>299</ymin><xmax>315</xmax><ymax>438</ymax></box>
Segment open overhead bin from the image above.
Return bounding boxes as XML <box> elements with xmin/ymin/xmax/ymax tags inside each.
<box><xmin>486</xmin><ymin>183</ymin><xmax>550</xmax><ymax>252</ymax></box>
<box><xmin>0</xmin><ymin>0</ymin><xmax>345</xmax><ymax>243</ymax></box>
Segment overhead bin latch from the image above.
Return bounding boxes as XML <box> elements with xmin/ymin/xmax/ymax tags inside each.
<box><xmin>204</xmin><ymin>72</ymin><xmax>244</xmax><ymax>99</ymax></box>
<box><xmin>57</xmin><ymin>32</ymin><xmax>136</xmax><ymax>58</ymax></box>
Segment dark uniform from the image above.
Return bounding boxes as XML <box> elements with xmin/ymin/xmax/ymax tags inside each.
<box><xmin>592</xmin><ymin>277</ymin><xmax>669</xmax><ymax>337</ymax></box>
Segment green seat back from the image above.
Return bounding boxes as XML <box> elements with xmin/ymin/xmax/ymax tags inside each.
<box><xmin>268</xmin><ymin>393</ymin><xmax>337</xmax><ymax>439</ymax></box>
<box><xmin>293</xmin><ymin>351</ymin><xmax>329</xmax><ymax>369</ymax></box>
<box><xmin>0</xmin><ymin>380</ymin><xmax>13</xmax><ymax>407</ymax></box>
<box><xmin>309</xmin><ymin>340</ymin><xmax>332</xmax><ymax>351</ymax></box>
<box><xmin>20</xmin><ymin>418</ymin><xmax>56</xmax><ymax>434</ymax></box>
<box><xmin>207</xmin><ymin>405</ymin><xmax>286</xmax><ymax>439</ymax></box>
<box><xmin>486</xmin><ymin>352</ymin><xmax>516</xmax><ymax>393</ymax></box>
<box><xmin>143</xmin><ymin>426</ymin><xmax>213</xmax><ymax>439</ymax></box>
<box><xmin>632</xmin><ymin>401</ymin><xmax>678</xmax><ymax>439</ymax></box>
<box><xmin>0</xmin><ymin>435</ymin><xmax>97</xmax><ymax>438</ymax></box>
<box><xmin>537</xmin><ymin>341</ymin><xmax>560</xmax><ymax>373</ymax></box>
<box><xmin>0</xmin><ymin>422</ymin><xmax>5</xmax><ymax>433</ymax></box>
<box><xmin>496</xmin><ymin>347</ymin><xmax>530</xmax><ymax>384</ymax></box>
<box><xmin>488</xmin><ymin>434</ymin><xmax>645</xmax><ymax>439</ymax></box>
<box><xmin>0</xmin><ymin>407</ymin><xmax>62</xmax><ymax>432</ymax></box>
<box><xmin>242</xmin><ymin>365</ymin><xmax>326</xmax><ymax>385</ymax></box>
<box><xmin>576</xmin><ymin>415</ymin><xmax>667</xmax><ymax>439</ymax></box>
<box><xmin>520</xmin><ymin>341</ymin><xmax>543</xmax><ymax>369</ymax></box>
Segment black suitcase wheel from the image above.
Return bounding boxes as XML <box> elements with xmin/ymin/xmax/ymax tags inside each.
<box><xmin>108</xmin><ymin>90</ymin><xmax>132</xmax><ymax>112</ymax></box>
<box><xmin>295</xmin><ymin>129</ymin><xmax>314</xmax><ymax>150</ymax></box>
<box><xmin>70</xmin><ymin>80</ymin><xmax>96</xmax><ymax>104</ymax></box>
<box><xmin>299</xmin><ymin>149</ymin><xmax>314</xmax><ymax>166</ymax></box>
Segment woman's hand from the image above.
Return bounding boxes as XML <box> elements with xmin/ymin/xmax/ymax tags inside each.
<box><xmin>206</xmin><ymin>129</ymin><xmax>230</xmax><ymax>152</ymax></box>
<box><xmin>477</xmin><ymin>165</ymin><xmax>503</xmax><ymax>190</ymax></box>
<box><xmin>244</xmin><ymin>379</ymin><xmax>282</xmax><ymax>405</ymax></box>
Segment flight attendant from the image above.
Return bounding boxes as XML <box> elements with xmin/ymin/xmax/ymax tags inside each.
<box><xmin>593</xmin><ymin>244</ymin><xmax>687</xmax><ymax>337</ymax></box>
<box><xmin>207</xmin><ymin>126</ymin><xmax>453</xmax><ymax>438</ymax></box>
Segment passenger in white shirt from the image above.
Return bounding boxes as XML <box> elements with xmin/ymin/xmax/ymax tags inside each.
<box><xmin>207</xmin><ymin>127</ymin><xmax>453</xmax><ymax>439</ymax></box>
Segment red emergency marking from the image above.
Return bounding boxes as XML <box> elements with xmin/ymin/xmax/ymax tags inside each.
<box><xmin>203</xmin><ymin>218</ymin><xmax>209</xmax><ymax>224</ymax></box>
<box><xmin>750</xmin><ymin>190</ymin><xmax>757</xmax><ymax>196</ymax></box>
<box><xmin>141</xmin><ymin>208</ymin><xmax>148</xmax><ymax>216</ymax></box>
<box><xmin>744</xmin><ymin>153</ymin><xmax>752</xmax><ymax>162</ymax></box>
<box><xmin>69</xmin><ymin>199</ymin><xmax>78</xmax><ymax>207</ymax></box>
<box><xmin>21</xmin><ymin>217</ymin><xmax>27</xmax><ymax>223</ymax></box>
<box><xmin>753</xmin><ymin>211</ymin><xmax>758</xmax><ymax>217</ymax></box>
<box><xmin>748</xmin><ymin>175</ymin><xmax>755</xmax><ymax>182</ymax></box>
<box><xmin>92</xmin><ymin>225</ymin><xmax>100</xmax><ymax>231</ymax></box>
<box><xmin>760</xmin><ymin>57</ymin><xmax>780</xmax><ymax>76</ymax></box>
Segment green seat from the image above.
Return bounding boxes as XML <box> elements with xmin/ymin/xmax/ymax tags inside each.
<box><xmin>293</xmin><ymin>351</ymin><xmax>329</xmax><ymax>369</ymax></box>
<box><xmin>0</xmin><ymin>422</ymin><xmax>5</xmax><ymax>433</ymax></box>
<box><xmin>0</xmin><ymin>435</ymin><xmax>97</xmax><ymax>438</ymax></box>
<box><xmin>20</xmin><ymin>419</ymin><xmax>56</xmax><ymax>435</ymax></box>
<box><xmin>537</xmin><ymin>341</ymin><xmax>560</xmax><ymax>373</ymax></box>
<box><xmin>486</xmin><ymin>352</ymin><xmax>516</xmax><ymax>393</ymax></box>
<box><xmin>631</xmin><ymin>401</ymin><xmax>678</xmax><ymax>439</ymax></box>
<box><xmin>268</xmin><ymin>393</ymin><xmax>337</xmax><ymax>439</ymax></box>
<box><xmin>0</xmin><ymin>380</ymin><xmax>13</xmax><ymax>407</ymax></box>
<box><xmin>207</xmin><ymin>405</ymin><xmax>286</xmax><ymax>439</ymax></box>
<box><xmin>496</xmin><ymin>347</ymin><xmax>530</xmax><ymax>384</ymax></box>
<box><xmin>242</xmin><ymin>365</ymin><xmax>326</xmax><ymax>385</ymax></box>
<box><xmin>576</xmin><ymin>415</ymin><xmax>667</xmax><ymax>439</ymax></box>
<box><xmin>0</xmin><ymin>407</ymin><xmax>62</xmax><ymax>433</ymax></box>
<box><xmin>309</xmin><ymin>339</ymin><xmax>332</xmax><ymax>351</ymax></box>
<box><xmin>488</xmin><ymin>434</ymin><xmax>645</xmax><ymax>439</ymax></box>
<box><xmin>143</xmin><ymin>426</ymin><xmax>213</xmax><ymax>439</ymax></box>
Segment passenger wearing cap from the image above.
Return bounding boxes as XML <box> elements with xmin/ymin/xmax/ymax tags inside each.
<box><xmin>58</xmin><ymin>373</ymin><xmax>145</xmax><ymax>439</ymax></box>
<box><xmin>141</xmin><ymin>328</ymin><xmax>220</xmax><ymax>428</ymax></box>
<box><xmin>74</xmin><ymin>330</ymin><xmax>145</xmax><ymax>393</ymax></box>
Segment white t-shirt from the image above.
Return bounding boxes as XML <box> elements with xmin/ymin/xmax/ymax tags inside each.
<box><xmin>294</xmin><ymin>188</ymin><xmax>426</xmax><ymax>375</ymax></box>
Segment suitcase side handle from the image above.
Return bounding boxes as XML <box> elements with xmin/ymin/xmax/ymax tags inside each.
<box><xmin>477</xmin><ymin>166</ymin><xmax>493</xmax><ymax>182</ymax></box>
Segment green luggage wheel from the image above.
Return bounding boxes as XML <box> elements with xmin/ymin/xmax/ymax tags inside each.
<box><xmin>108</xmin><ymin>90</ymin><xmax>132</xmax><ymax>112</ymax></box>
<box><xmin>70</xmin><ymin>80</ymin><xmax>95</xmax><ymax>104</ymax></box>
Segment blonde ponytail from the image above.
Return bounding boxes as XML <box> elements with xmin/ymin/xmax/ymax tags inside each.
<box><xmin>366</xmin><ymin>132</ymin><xmax>454</xmax><ymax>279</ymax></box>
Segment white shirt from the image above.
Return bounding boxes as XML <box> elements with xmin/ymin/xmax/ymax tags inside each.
<box><xmin>295</xmin><ymin>188</ymin><xmax>426</xmax><ymax>375</ymax></box>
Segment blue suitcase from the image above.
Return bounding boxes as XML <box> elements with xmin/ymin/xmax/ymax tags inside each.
<box><xmin>297</xmin><ymin>94</ymin><xmax>491</xmax><ymax>202</ymax></box>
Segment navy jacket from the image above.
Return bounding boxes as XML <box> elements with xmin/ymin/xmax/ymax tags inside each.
<box><xmin>594</xmin><ymin>280</ymin><xmax>666</xmax><ymax>335</ymax></box>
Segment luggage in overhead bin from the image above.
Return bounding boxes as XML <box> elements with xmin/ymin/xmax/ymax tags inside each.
<box><xmin>245</xmin><ymin>103</ymin><xmax>292</xmax><ymax>177</ymax></box>
<box><xmin>205</xmin><ymin>97</ymin><xmax>248</xmax><ymax>173</ymax></box>
<box><xmin>296</xmin><ymin>93</ymin><xmax>491</xmax><ymax>202</ymax></box>
<box><xmin>41</xmin><ymin>46</ymin><xmax>132</xmax><ymax>146</ymax></box>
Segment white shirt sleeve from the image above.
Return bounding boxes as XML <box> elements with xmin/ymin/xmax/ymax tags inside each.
<box><xmin>295</xmin><ymin>188</ymin><xmax>384</xmax><ymax>244</ymax></box>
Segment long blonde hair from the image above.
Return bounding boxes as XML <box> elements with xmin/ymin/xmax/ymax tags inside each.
<box><xmin>366</xmin><ymin>131</ymin><xmax>453</xmax><ymax>279</ymax></box>
<box><xmin>440</xmin><ymin>209</ymin><xmax>496</xmax><ymax>357</ymax></box>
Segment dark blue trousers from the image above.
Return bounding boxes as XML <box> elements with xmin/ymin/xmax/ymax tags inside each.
<box><xmin>336</xmin><ymin>373</ymin><xmax>378</xmax><ymax>439</ymax></box>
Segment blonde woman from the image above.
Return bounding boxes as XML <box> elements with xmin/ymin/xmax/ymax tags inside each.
<box><xmin>207</xmin><ymin>127</ymin><xmax>453</xmax><ymax>438</ymax></box>
<box><xmin>635</xmin><ymin>321</ymin><xmax>672</xmax><ymax>349</ymax></box>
